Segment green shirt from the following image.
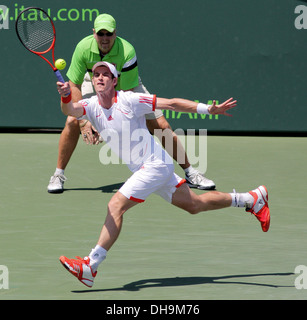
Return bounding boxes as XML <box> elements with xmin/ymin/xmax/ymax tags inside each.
<box><xmin>66</xmin><ymin>35</ymin><xmax>139</xmax><ymax>91</ymax></box>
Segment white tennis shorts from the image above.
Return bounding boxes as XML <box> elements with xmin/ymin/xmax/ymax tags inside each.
<box><xmin>81</xmin><ymin>72</ymin><xmax>163</xmax><ymax>120</ymax></box>
<box><xmin>119</xmin><ymin>162</ymin><xmax>186</xmax><ymax>203</ymax></box>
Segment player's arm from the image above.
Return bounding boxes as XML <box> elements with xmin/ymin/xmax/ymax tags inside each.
<box><xmin>69</xmin><ymin>81</ymin><xmax>82</xmax><ymax>102</ymax></box>
<box><xmin>156</xmin><ymin>97</ymin><xmax>237</xmax><ymax>116</ymax></box>
<box><xmin>57</xmin><ymin>81</ymin><xmax>84</xmax><ymax>118</ymax></box>
<box><xmin>68</xmin><ymin>80</ymin><xmax>101</xmax><ymax>144</ymax></box>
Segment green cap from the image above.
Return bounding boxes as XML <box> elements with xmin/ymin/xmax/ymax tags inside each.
<box><xmin>94</xmin><ymin>14</ymin><xmax>116</xmax><ymax>33</ymax></box>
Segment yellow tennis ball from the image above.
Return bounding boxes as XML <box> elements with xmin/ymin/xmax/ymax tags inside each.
<box><xmin>55</xmin><ymin>59</ymin><xmax>66</xmax><ymax>70</ymax></box>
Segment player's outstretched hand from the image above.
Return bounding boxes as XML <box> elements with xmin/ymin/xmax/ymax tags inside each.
<box><xmin>208</xmin><ymin>98</ymin><xmax>237</xmax><ymax>117</ymax></box>
<box><xmin>57</xmin><ymin>81</ymin><xmax>71</xmax><ymax>98</ymax></box>
<box><xmin>80</xmin><ymin>121</ymin><xmax>102</xmax><ymax>145</ymax></box>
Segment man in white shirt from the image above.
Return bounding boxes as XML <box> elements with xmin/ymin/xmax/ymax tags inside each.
<box><xmin>57</xmin><ymin>62</ymin><xmax>270</xmax><ymax>288</ymax></box>
<box><xmin>47</xmin><ymin>13</ymin><xmax>216</xmax><ymax>194</ymax></box>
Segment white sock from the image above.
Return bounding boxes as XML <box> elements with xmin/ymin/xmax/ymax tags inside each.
<box><xmin>230</xmin><ymin>190</ymin><xmax>253</xmax><ymax>208</ymax></box>
<box><xmin>55</xmin><ymin>168</ymin><xmax>64</xmax><ymax>175</ymax></box>
<box><xmin>89</xmin><ymin>245</ymin><xmax>107</xmax><ymax>272</ymax></box>
<box><xmin>184</xmin><ymin>166</ymin><xmax>197</xmax><ymax>175</ymax></box>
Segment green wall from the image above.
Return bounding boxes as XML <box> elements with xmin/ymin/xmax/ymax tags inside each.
<box><xmin>1</xmin><ymin>0</ymin><xmax>306</xmax><ymax>133</ymax></box>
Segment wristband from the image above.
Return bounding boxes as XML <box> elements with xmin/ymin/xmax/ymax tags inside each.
<box><xmin>61</xmin><ymin>94</ymin><xmax>72</xmax><ymax>104</ymax></box>
<box><xmin>197</xmin><ymin>103</ymin><xmax>210</xmax><ymax>114</ymax></box>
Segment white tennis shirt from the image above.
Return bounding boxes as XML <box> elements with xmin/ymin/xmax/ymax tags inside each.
<box><xmin>78</xmin><ymin>90</ymin><xmax>173</xmax><ymax>172</ymax></box>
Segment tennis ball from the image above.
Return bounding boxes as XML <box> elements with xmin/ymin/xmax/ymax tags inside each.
<box><xmin>55</xmin><ymin>59</ymin><xmax>66</xmax><ymax>70</ymax></box>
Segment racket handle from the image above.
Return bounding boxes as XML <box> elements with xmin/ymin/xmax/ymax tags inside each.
<box><xmin>54</xmin><ymin>69</ymin><xmax>65</xmax><ymax>83</ymax></box>
<box><xmin>54</xmin><ymin>69</ymin><xmax>71</xmax><ymax>96</ymax></box>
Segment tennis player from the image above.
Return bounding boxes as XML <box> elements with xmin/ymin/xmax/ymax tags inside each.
<box><xmin>57</xmin><ymin>62</ymin><xmax>270</xmax><ymax>287</ymax></box>
<box><xmin>47</xmin><ymin>13</ymin><xmax>215</xmax><ymax>194</ymax></box>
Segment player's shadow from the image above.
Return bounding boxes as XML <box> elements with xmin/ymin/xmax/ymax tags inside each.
<box><xmin>64</xmin><ymin>182</ymin><xmax>124</xmax><ymax>193</ymax></box>
<box><xmin>72</xmin><ymin>272</ymin><xmax>294</xmax><ymax>294</ymax></box>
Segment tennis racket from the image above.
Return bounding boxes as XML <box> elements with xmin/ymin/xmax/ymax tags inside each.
<box><xmin>15</xmin><ymin>6</ymin><xmax>67</xmax><ymax>85</ymax></box>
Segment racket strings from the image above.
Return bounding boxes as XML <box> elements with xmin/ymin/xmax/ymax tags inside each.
<box><xmin>16</xmin><ymin>11</ymin><xmax>54</xmax><ymax>53</ymax></box>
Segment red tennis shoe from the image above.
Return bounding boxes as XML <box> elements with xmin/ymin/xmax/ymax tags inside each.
<box><xmin>246</xmin><ymin>185</ymin><xmax>270</xmax><ymax>232</ymax></box>
<box><xmin>59</xmin><ymin>255</ymin><xmax>97</xmax><ymax>287</ymax></box>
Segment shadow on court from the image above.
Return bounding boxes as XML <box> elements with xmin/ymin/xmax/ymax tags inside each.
<box><xmin>64</xmin><ymin>182</ymin><xmax>125</xmax><ymax>193</ymax></box>
<box><xmin>72</xmin><ymin>272</ymin><xmax>294</xmax><ymax>294</ymax></box>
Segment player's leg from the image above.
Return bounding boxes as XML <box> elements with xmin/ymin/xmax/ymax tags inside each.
<box><xmin>171</xmin><ymin>183</ymin><xmax>270</xmax><ymax>231</ymax></box>
<box><xmin>96</xmin><ymin>191</ymin><xmax>139</xmax><ymax>251</ymax></box>
<box><xmin>57</xmin><ymin>116</ymin><xmax>80</xmax><ymax>170</ymax></box>
<box><xmin>146</xmin><ymin>117</ymin><xmax>189</xmax><ymax>167</ymax></box>
<box><xmin>59</xmin><ymin>191</ymin><xmax>138</xmax><ymax>287</ymax></box>
<box><xmin>47</xmin><ymin>116</ymin><xmax>80</xmax><ymax>193</ymax></box>
<box><xmin>48</xmin><ymin>73</ymin><xmax>94</xmax><ymax>193</ymax></box>
<box><xmin>171</xmin><ymin>182</ymin><xmax>232</xmax><ymax>214</ymax></box>
<box><xmin>59</xmin><ymin>163</ymin><xmax>177</xmax><ymax>287</ymax></box>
